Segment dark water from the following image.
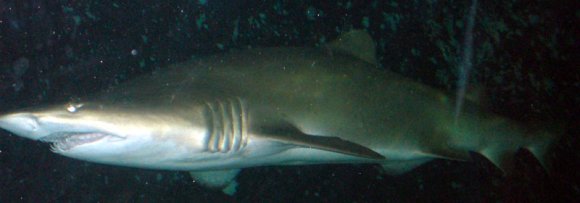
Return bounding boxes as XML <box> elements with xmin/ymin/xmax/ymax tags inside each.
<box><xmin>0</xmin><ymin>0</ymin><xmax>577</xmax><ymax>202</ymax></box>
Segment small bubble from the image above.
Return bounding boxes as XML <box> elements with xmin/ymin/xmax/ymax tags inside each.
<box><xmin>131</xmin><ymin>49</ymin><xmax>138</xmax><ymax>56</ymax></box>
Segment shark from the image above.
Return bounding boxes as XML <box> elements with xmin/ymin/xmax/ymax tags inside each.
<box><xmin>0</xmin><ymin>30</ymin><xmax>556</xmax><ymax>194</ymax></box>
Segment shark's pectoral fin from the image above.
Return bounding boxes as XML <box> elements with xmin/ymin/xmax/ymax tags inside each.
<box><xmin>189</xmin><ymin>169</ymin><xmax>241</xmax><ymax>195</ymax></box>
<box><xmin>258</xmin><ymin>124</ymin><xmax>385</xmax><ymax>160</ymax></box>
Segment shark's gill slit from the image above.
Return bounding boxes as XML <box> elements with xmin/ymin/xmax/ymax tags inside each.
<box><xmin>214</xmin><ymin>101</ymin><xmax>224</xmax><ymax>152</ymax></box>
<box><xmin>219</xmin><ymin>100</ymin><xmax>231</xmax><ymax>152</ymax></box>
<box><xmin>204</xmin><ymin>99</ymin><xmax>247</xmax><ymax>153</ymax></box>
<box><xmin>205</xmin><ymin>102</ymin><xmax>219</xmax><ymax>152</ymax></box>
<box><xmin>237</xmin><ymin>98</ymin><xmax>249</xmax><ymax>152</ymax></box>
<box><xmin>228</xmin><ymin>98</ymin><xmax>237</xmax><ymax>152</ymax></box>
<box><xmin>231</xmin><ymin>97</ymin><xmax>248</xmax><ymax>152</ymax></box>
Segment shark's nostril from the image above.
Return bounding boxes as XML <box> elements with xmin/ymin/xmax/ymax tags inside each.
<box><xmin>25</xmin><ymin>116</ymin><xmax>39</xmax><ymax>131</ymax></box>
<box><xmin>0</xmin><ymin>113</ymin><xmax>41</xmax><ymax>137</ymax></box>
<box><xmin>11</xmin><ymin>113</ymin><xmax>40</xmax><ymax>131</ymax></box>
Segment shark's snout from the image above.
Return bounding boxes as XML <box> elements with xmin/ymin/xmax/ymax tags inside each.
<box><xmin>0</xmin><ymin>113</ymin><xmax>42</xmax><ymax>139</ymax></box>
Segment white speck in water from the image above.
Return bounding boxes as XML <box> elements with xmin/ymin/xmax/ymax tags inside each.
<box><xmin>131</xmin><ymin>49</ymin><xmax>138</xmax><ymax>56</ymax></box>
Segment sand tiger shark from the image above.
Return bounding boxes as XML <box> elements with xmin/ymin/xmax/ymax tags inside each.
<box><xmin>0</xmin><ymin>30</ymin><xmax>556</xmax><ymax>194</ymax></box>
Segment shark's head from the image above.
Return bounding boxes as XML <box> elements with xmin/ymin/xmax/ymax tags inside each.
<box><xmin>0</xmin><ymin>101</ymin><xmax>209</xmax><ymax>168</ymax></box>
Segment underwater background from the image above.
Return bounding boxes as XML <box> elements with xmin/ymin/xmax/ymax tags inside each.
<box><xmin>0</xmin><ymin>0</ymin><xmax>578</xmax><ymax>202</ymax></box>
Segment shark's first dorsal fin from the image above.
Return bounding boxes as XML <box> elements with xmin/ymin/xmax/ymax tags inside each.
<box><xmin>329</xmin><ymin>30</ymin><xmax>378</xmax><ymax>65</ymax></box>
<box><xmin>258</xmin><ymin>124</ymin><xmax>385</xmax><ymax>160</ymax></box>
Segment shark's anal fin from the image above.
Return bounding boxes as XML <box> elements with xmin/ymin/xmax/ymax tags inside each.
<box><xmin>189</xmin><ymin>169</ymin><xmax>241</xmax><ymax>195</ymax></box>
<box><xmin>478</xmin><ymin>149</ymin><xmax>516</xmax><ymax>173</ymax></box>
<box><xmin>258</xmin><ymin>124</ymin><xmax>385</xmax><ymax>160</ymax></box>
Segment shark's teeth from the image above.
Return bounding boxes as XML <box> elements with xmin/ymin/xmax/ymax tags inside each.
<box><xmin>42</xmin><ymin>132</ymin><xmax>109</xmax><ymax>151</ymax></box>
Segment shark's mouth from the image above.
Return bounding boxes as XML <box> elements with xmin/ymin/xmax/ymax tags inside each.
<box><xmin>40</xmin><ymin>132</ymin><xmax>114</xmax><ymax>151</ymax></box>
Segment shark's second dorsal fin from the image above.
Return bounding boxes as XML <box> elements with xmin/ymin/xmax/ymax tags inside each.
<box><xmin>328</xmin><ymin>30</ymin><xmax>378</xmax><ymax>65</ymax></box>
<box><xmin>258</xmin><ymin>124</ymin><xmax>385</xmax><ymax>160</ymax></box>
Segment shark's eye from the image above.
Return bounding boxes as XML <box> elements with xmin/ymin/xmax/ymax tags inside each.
<box><xmin>66</xmin><ymin>103</ymin><xmax>84</xmax><ymax>113</ymax></box>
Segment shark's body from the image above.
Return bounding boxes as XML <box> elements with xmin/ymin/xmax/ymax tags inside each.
<box><xmin>0</xmin><ymin>31</ymin><xmax>554</xmax><ymax>193</ymax></box>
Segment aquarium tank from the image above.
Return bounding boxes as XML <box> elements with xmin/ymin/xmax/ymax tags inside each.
<box><xmin>0</xmin><ymin>0</ymin><xmax>577</xmax><ymax>202</ymax></box>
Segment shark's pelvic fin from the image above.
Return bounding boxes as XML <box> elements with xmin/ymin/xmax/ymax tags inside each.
<box><xmin>189</xmin><ymin>169</ymin><xmax>241</xmax><ymax>195</ymax></box>
<box><xmin>258</xmin><ymin>124</ymin><xmax>385</xmax><ymax>160</ymax></box>
<box><xmin>381</xmin><ymin>159</ymin><xmax>432</xmax><ymax>175</ymax></box>
<box><xmin>329</xmin><ymin>30</ymin><xmax>378</xmax><ymax>65</ymax></box>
